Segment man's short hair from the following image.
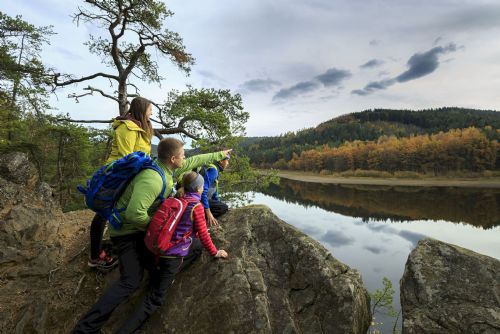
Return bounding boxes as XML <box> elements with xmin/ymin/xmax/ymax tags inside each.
<box><xmin>157</xmin><ymin>138</ymin><xmax>184</xmax><ymax>162</ymax></box>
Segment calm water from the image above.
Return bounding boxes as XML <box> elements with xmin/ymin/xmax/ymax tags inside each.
<box><xmin>243</xmin><ymin>178</ymin><xmax>500</xmax><ymax>332</ymax></box>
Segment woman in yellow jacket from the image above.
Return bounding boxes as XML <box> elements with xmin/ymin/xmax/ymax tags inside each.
<box><xmin>88</xmin><ymin>96</ymin><xmax>154</xmax><ymax>270</ymax></box>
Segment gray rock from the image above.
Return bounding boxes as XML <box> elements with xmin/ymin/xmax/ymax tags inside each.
<box><xmin>0</xmin><ymin>152</ymin><xmax>62</xmax><ymax>279</ymax></box>
<box><xmin>136</xmin><ymin>205</ymin><xmax>371</xmax><ymax>334</ymax></box>
<box><xmin>0</xmin><ymin>152</ymin><xmax>38</xmax><ymax>186</ymax></box>
<box><xmin>400</xmin><ymin>238</ymin><xmax>500</xmax><ymax>334</ymax></box>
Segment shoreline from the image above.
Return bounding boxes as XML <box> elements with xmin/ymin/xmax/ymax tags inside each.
<box><xmin>265</xmin><ymin>170</ymin><xmax>500</xmax><ymax>189</ymax></box>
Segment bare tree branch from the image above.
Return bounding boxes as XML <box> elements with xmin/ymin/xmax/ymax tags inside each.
<box><xmin>54</xmin><ymin>72</ymin><xmax>119</xmax><ymax>87</ymax></box>
<box><xmin>153</xmin><ymin>128</ymin><xmax>163</xmax><ymax>140</ymax></box>
<box><xmin>156</xmin><ymin>127</ymin><xmax>200</xmax><ymax>140</ymax></box>
<box><xmin>56</xmin><ymin>118</ymin><xmax>113</xmax><ymax>124</ymax></box>
<box><xmin>107</xmin><ymin>1</ymin><xmax>124</xmax><ymax>74</ymax></box>
<box><xmin>67</xmin><ymin>86</ymin><xmax>120</xmax><ymax>103</ymax></box>
<box><xmin>128</xmin><ymin>81</ymin><xmax>140</xmax><ymax>95</ymax></box>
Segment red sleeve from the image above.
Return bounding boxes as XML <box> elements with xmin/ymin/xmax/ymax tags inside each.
<box><xmin>192</xmin><ymin>204</ymin><xmax>218</xmax><ymax>256</ymax></box>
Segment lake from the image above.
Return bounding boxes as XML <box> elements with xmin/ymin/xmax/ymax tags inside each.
<box><xmin>241</xmin><ymin>178</ymin><xmax>500</xmax><ymax>332</ymax></box>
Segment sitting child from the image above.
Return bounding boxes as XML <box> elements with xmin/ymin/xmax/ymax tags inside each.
<box><xmin>115</xmin><ymin>171</ymin><xmax>228</xmax><ymax>333</ymax></box>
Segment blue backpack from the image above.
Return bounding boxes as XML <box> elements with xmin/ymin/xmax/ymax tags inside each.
<box><xmin>77</xmin><ymin>151</ymin><xmax>166</xmax><ymax>229</ymax></box>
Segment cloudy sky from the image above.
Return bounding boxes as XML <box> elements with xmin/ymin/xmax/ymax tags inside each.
<box><xmin>3</xmin><ymin>0</ymin><xmax>500</xmax><ymax>136</ymax></box>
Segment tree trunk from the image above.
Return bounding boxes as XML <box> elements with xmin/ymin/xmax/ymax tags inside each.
<box><xmin>118</xmin><ymin>79</ymin><xmax>128</xmax><ymax>116</ymax></box>
<box><xmin>8</xmin><ymin>34</ymin><xmax>26</xmax><ymax>141</ymax></box>
<box><xmin>102</xmin><ymin>135</ymin><xmax>113</xmax><ymax>163</ymax></box>
<box><xmin>57</xmin><ymin>132</ymin><xmax>64</xmax><ymax>206</ymax></box>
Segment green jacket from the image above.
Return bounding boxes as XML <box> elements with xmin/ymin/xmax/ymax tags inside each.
<box><xmin>106</xmin><ymin>120</ymin><xmax>151</xmax><ymax>164</ymax></box>
<box><xmin>109</xmin><ymin>151</ymin><xmax>227</xmax><ymax>237</ymax></box>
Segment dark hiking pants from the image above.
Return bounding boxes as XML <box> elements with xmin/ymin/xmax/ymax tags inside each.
<box><xmin>209</xmin><ymin>199</ymin><xmax>228</xmax><ymax>218</ymax></box>
<box><xmin>73</xmin><ymin>233</ymin><xmax>149</xmax><ymax>334</ymax></box>
<box><xmin>115</xmin><ymin>238</ymin><xmax>203</xmax><ymax>334</ymax></box>
<box><xmin>90</xmin><ymin>213</ymin><xmax>107</xmax><ymax>259</ymax></box>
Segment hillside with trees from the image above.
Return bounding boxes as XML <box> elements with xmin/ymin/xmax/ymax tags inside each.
<box><xmin>242</xmin><ymin>108</ymin><xmax>500</xmax><ymax>174</ymax></box>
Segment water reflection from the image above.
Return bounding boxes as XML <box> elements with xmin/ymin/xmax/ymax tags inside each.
<box><xmin>243</xmin><ymin>178</ymin><xmax>500</xmax><ymax>332</ymax></box>
<box><xmin>262</xmin><ymin>178</ymin><xmax>500</xmax><ymax>228</ymax></box>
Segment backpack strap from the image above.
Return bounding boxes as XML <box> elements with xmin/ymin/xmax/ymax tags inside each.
<box><xmin>146</xmin><ymin>162</ymin><xmax>167</xmax><ymax>202</ymax></box>
<box><xmin>189</xmin><ymin>203</ymin><xmax>202</xmax><ymax>221</ymax></box>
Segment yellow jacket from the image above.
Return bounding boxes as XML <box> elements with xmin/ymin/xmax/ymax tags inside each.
<box><xmin>106</xmin><ymin>119</ymin><xmax>152</xmax><ymax>164</ymax></box>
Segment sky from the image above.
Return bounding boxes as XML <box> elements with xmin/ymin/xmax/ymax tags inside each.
<box><xmin>3</xmin><ymin>0</ymin><xmax>500</xmax><ymax>137</ymax></box>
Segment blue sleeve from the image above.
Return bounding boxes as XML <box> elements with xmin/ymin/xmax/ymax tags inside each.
<box><xmin>201</xmin><ymin>167</ymin><xmax>218</xmax><ymax>209</ymax></box>
<box><xmin>212</xmin><ymin>186</ymin><xmax>220</xmax><ymax>202</ymax></box>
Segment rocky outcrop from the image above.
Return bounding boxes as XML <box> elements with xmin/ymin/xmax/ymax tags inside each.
<box><xmin>144</xmin><ymin>205</ymin><xmax>371</xmax><ymax>334</ymax></box>
<box><xmin>0</xmin><ymin>152</ymin><xmax>371</xmax><ymax>333</ymax></box>
<box><xmin>0</xmin><ymin>152</ymin><xmax>86</xmax><ymax>332</ymax></box>
<box><xmin>0</xmin><ymin>152</ymin><xmax>63</xmax><ymax>278</ymax></box>
<box><xmin>400</xmin><ymin>238</ymin><xmax>500</xmax><ymax>334</ymax></box>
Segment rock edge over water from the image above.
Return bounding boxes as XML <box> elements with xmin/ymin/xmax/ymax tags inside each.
<box><xmin>149</xmin><ymin>204</ymin><xmax>371</xmax><ymax>333</ymax></box>
<box><xmin>401</xmin><ymin>238</ymin><xmax>500</xmax><ymax>334</ymax></box>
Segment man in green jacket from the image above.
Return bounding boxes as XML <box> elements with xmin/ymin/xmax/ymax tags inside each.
<box><xmin>73</xmin><ymin>138</ymin><xmax>231</xmax><ymax>333</ymax></box>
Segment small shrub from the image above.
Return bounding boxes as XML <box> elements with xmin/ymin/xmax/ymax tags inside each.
<box><xmin>339</xmin><ymin>170</ymin><xmax>355</xmax><ymax>177</ymax></box>
<box><xmin>482</xmin><ymin>170</ymin><xmax>500</xmax><ymax>177</ymax></box>
<box><xmin>353</xmin><ymin>169</ymin><xmax>393</xmax><ymax>178</ymax></box>
<box><xmin>393</xmin><ymin>171</ymin><xmax>423</xmax><ymax>179</ymax></box>
<box><xmin>319</xmin><ymin>169</ymin><xmax>332</xmax><ymax>175</ymax></box>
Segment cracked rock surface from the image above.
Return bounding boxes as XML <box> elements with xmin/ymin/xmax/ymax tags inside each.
<box><xmin>148</xmin><ymin>204</ymin><xmax>371</xmax><ymax>334</ymax></box>
<box><xmin>400</xmin><ymin>238</ymin><xmax>500</xmax><ymax>334</ymax></box>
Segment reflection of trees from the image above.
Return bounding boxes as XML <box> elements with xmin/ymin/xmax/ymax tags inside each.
<box><xmin>262</xmin><ymin>179</ymin><xmax>500</xmax><ymax>229</ymax></box>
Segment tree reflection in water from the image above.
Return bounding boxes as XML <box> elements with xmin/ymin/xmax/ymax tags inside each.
<box><xmin>261</xmin><ymin>178</ymin><xmax>500</xmax><ymax>229</ymax></box>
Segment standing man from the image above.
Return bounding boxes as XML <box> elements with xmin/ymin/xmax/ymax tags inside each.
<box><xmin>201</xmin><ymin>155</ymin><xmax>230</xmax><ymax>227</ymax></box>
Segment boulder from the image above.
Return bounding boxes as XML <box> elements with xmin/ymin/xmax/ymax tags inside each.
<box><xmin>400</xmin><ymin>238</ymin><xmax>500</xmax><ymax>334</ymax></box>
<box><xmin>0</xmin><ymin>152</ymin><xmax>38</xmax><ymax>187</ymax></box>
<box><xmin>138</xmin><ymin>205</ymin><xmax>371</xmax><ymax>334</ymax></box>
<box><xmin>0</xmin><ymin>152</ymin><xmax>61</xmax><ymax>279</ymax></box>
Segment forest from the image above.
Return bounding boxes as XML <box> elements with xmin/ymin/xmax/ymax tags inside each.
<box><xmin>242</xmin><ymin>108</ymin><xmax>499</xmax><ymax>174</ymax></box>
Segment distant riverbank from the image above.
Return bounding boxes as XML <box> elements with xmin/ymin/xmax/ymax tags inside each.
<box><xmin>265</xmin><ymin>170</ymin><xmax>500</xmax><ymax>188</ymax></box>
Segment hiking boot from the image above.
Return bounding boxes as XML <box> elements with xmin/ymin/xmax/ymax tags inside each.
<box><xmin>88</xmin><ymin>250</ymin><xmax>118</xmax><ymax>271</ymax></box>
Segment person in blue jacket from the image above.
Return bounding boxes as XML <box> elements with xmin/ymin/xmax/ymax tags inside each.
<box><xmin>201</xmin><ymin>155</ymin><xmax>230</xmax><ymax>226</ymax></box>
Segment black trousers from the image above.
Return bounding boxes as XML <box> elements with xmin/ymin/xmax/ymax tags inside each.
<box><xmin>90</xmin><ymin>213</ymin><xmax>107</xmax><ymax>259</ymax></box>
<box><xmin>209</xmin><ymin>199</ymin><xmax>228</xmax><ymax>218</ymax></box>
<box><xmin>115</xmin><ymin>239</ymin><xmax>203</xmax><ymax>334</ymax></box>
<box><xmin>73</xmin><ymin>233</ymin><xmax>150</xmax><ymax>334</ymax></box>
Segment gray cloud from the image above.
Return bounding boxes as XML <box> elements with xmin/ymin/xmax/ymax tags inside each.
<box><xmin>398</xmin><ymin>230</ymin><xmax>426</xmax><ymax>247</ymax></box>
<box><xmin>433</xmin><ymin>36</ymin><xmax>443</xmax><ymax>46</ymax></box>
<box><xmin>300</xmin><ymin>225</ymin><xmax>323</xmax><ymax>236</ymax></box>
<box><xmin>369</xmin><ymin>39</ymin><xmax>380</xmax><ymax>46</ymax></box>
<box><xmin>352</xmin><ymin>43</ymin><xmax>459</xmax><ymax>96</ymax></box>
<box><xmin>321</xmin><ymin>230</ymin><xmax>354</xmax><ymax>248</ymax></box>
<box><xmin>364</xmin><ymin>222</ymin><xmax>426</xmax><ymax>247</ymax></box>
<box><xmin>364</xmin><ymin>245</ymin><xmax>386</xmax><ymax>254</ymax></box>
<box><xmin>315</xmin><ymin>68</ymin><xmax>352</xmax><ymax>87</ymax></box>
<box><xmin>239</xmin><ymin>78</ymin><xmax>281</xmax><ymax>93</ymax></box>
<box><xmin>352</xmin><ymin>78</ymin><xmax>395</xmax><ymax>96</ymax></box>
<box><xmin>360</xmin><ymin>59</ymin><xmax>384</xmax><ymax>69</ymax></box>
<box><xmin>273</xmin><ymin>81</ymin><xmax>320</xmax><ymax>101</ymax></box>
<box><xmin>378</xmin><ymin>70</ymin><xmax>390</xmax><ymax>77</ymax></box>
<box><xmin>197</xmin><ymin>70</ymin><xmax>228</xmax><ymax>83</ymax></box>
<box><xmin>396</xmin><ymin>43</ymin><xmax>458</xmax><ymax>82</ymax></box>
<box><xmin>273</xmin><ymin>67</ymin><xmax>351</xmax><ymax>101</ymax></box>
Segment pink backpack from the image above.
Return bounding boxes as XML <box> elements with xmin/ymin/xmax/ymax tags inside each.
<box><xmin>145</xmin><ymin>197</ymin><xmax>189</xmax><ymax>256</ymax></box>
